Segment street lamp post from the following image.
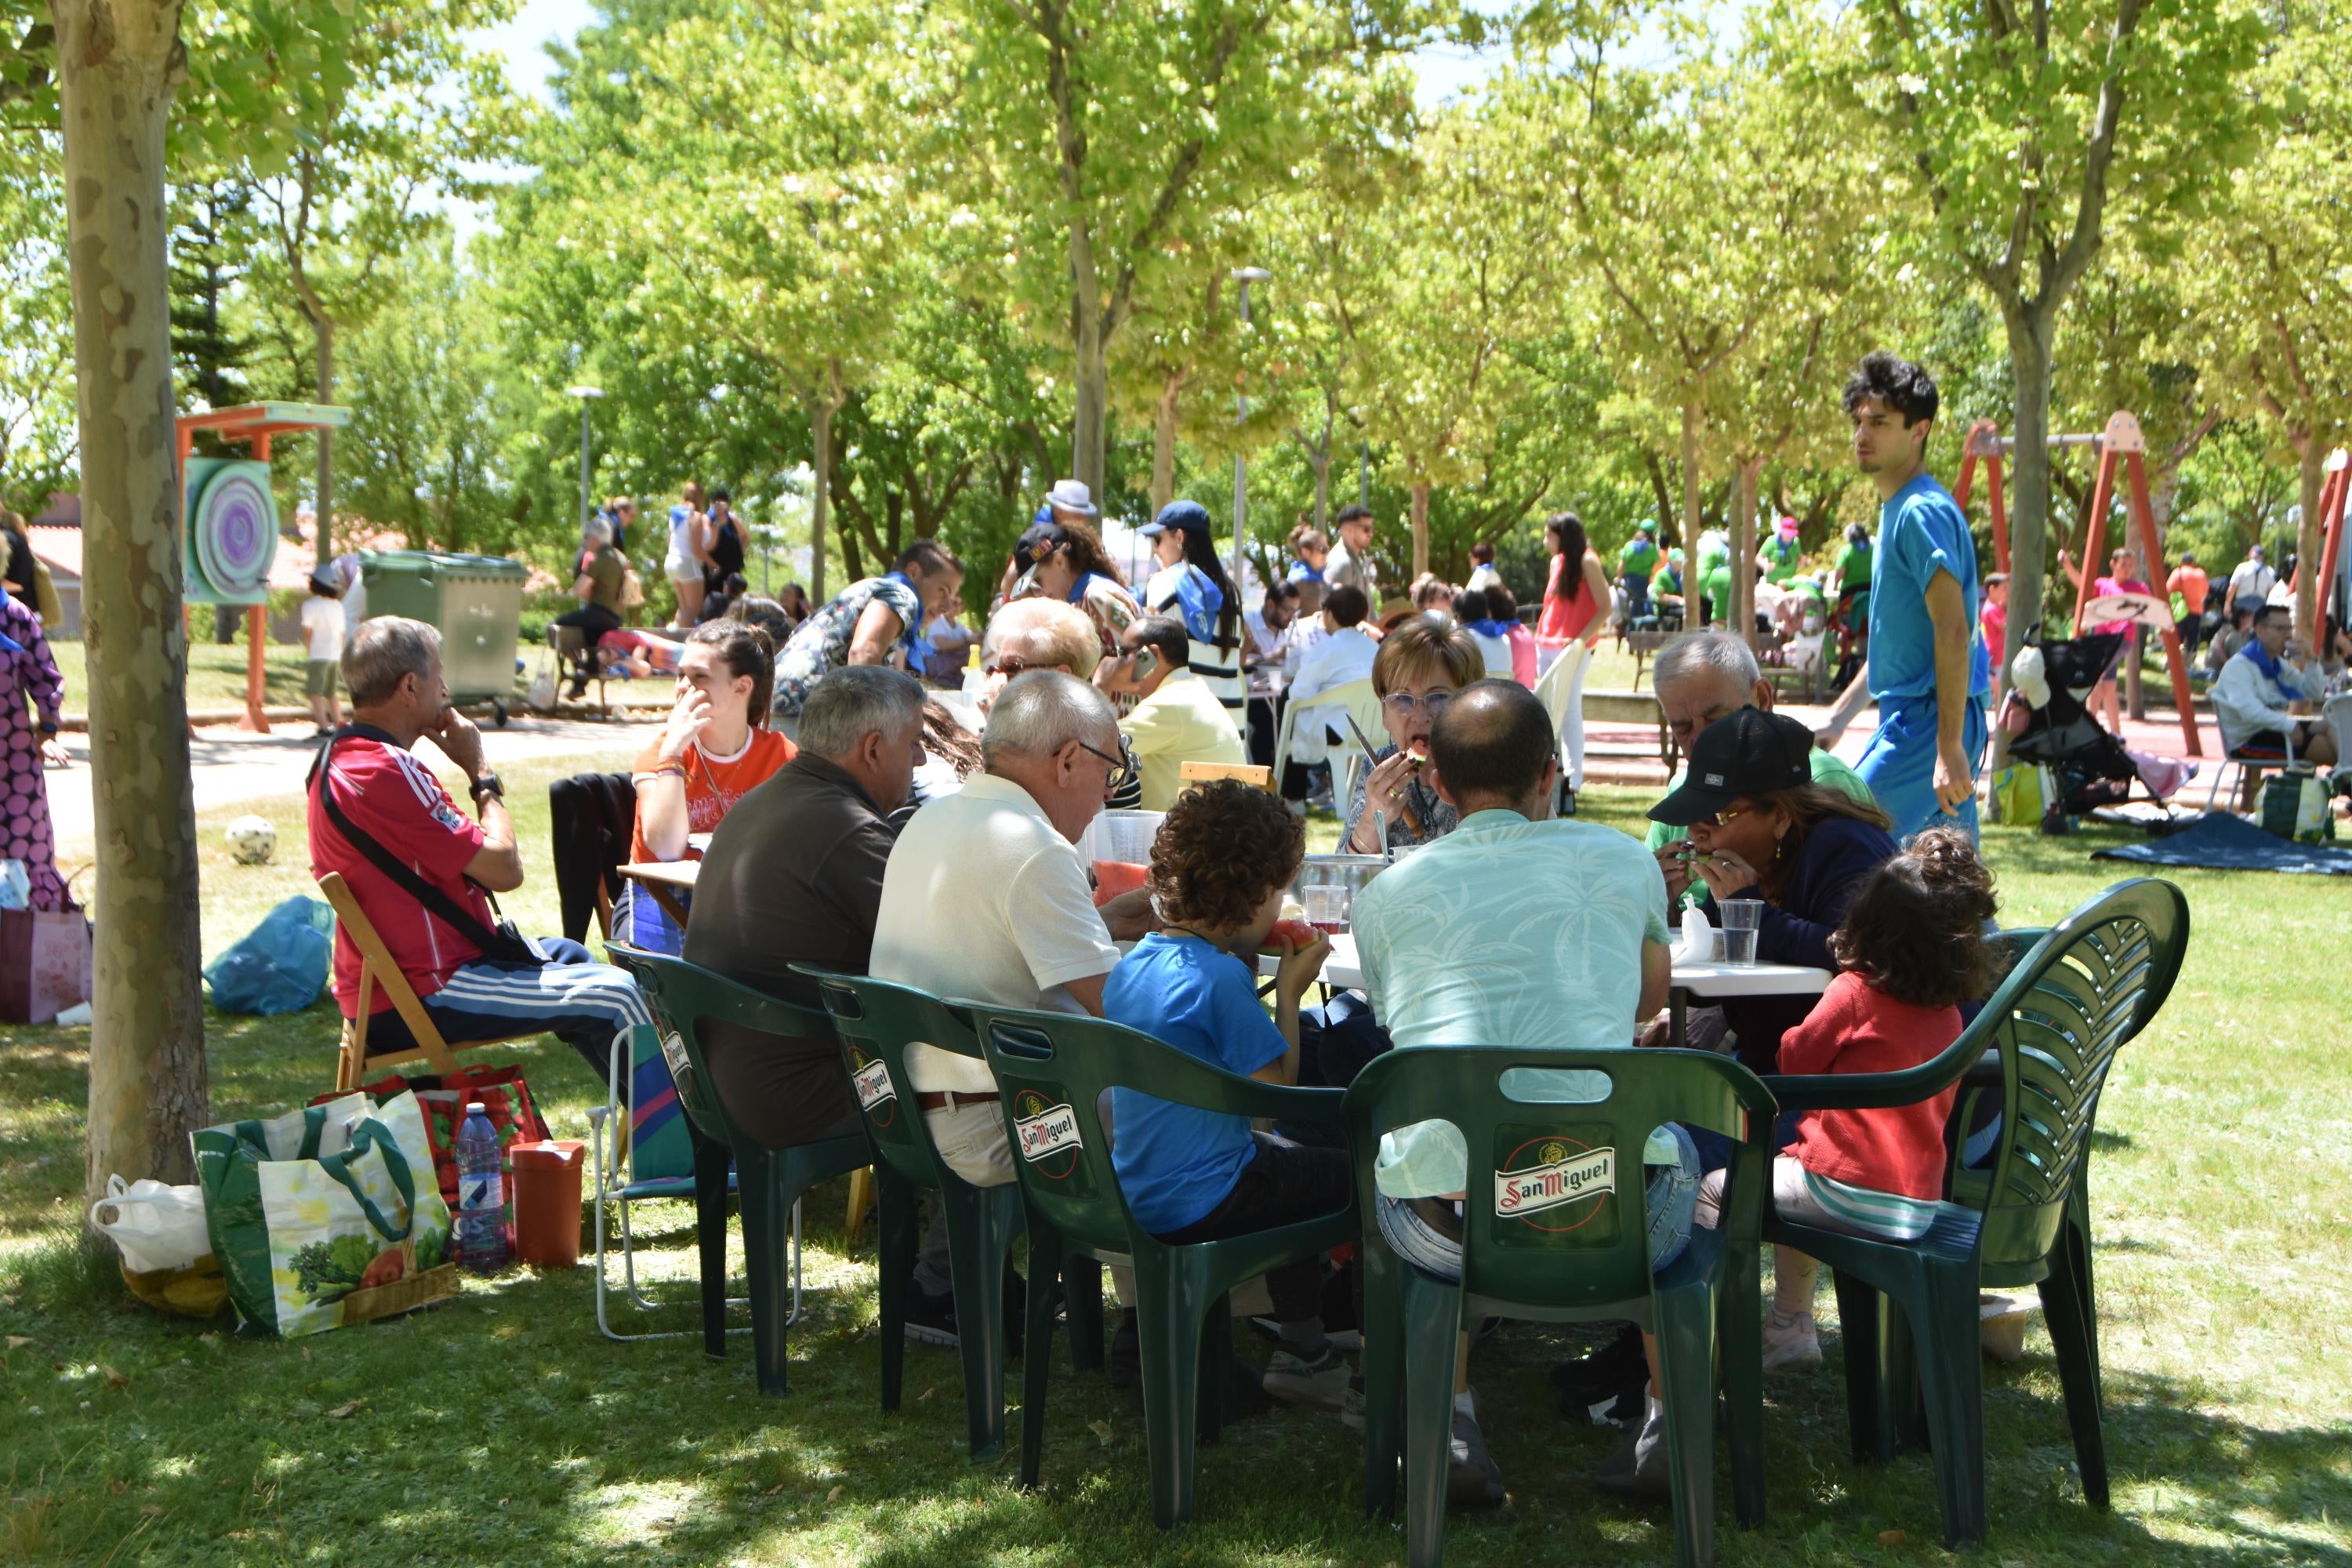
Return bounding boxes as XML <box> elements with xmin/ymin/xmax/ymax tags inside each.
<box><xmin>1231</xmin><ymin>268</ymin><xmax>1272</xmax><ymax>605</ymax></box>
<box><xmin>566</xmin><ymin>385</ymin><xmax>604</xmax><ymax>537</ymax></box>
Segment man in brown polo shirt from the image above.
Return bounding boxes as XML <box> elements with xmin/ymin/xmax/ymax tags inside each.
<box><xmin>684</xmin><ymin>666</ymin><xmax>926</xmax><ymax>1151</ymax></box>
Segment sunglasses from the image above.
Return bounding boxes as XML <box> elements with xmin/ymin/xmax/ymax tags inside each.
<box><xmin>1381</xmin><ymin>688</ymin><xmax>1455</xmax><ymax>719</ymax></box>
<box><xmin>989</xmin><ymin>657</ymin><xmax>1036</xmax><ymax>678</ymax></box>
<box><xmin>1077</xmin><ymin>735</ymin><xmax>1138</xmax><ymax>796</ymax></box>
<box><xmin>1691</xmin><ymin>803</ymin><xmax>1757</xmax><ymax>830</ymax></box>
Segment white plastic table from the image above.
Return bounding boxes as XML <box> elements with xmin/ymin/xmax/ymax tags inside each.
<box><xmin>1246</xmin><ymin>935</ymin><xmax>1831</xmax><ymax>1046</ymax></box>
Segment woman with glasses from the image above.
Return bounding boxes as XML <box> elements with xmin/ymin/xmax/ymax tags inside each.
<box><xmin>1645</xmin><ymin>706</ymin><xmax>1898</xmax><ymax>1074</ymax></box>
<box><xmin>1343</xmin><ymin>619</ymin><xmax>1485</xmax><ymax>853</ymax></box>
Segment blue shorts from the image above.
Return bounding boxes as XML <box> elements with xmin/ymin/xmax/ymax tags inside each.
<box><xmin>1374</xmin><ymin>1123</ymin><xmax>1701</xmax><ymax>1283</ymax></box>
<box><xmin>1857</xmin><ymin>693</ymin><xmax>1988</xmax><ymax>843</ymax></box>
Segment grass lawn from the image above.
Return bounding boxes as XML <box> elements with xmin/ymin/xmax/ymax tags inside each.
<box><xmin>2</xmin><ymin>776</ymin><xmax>2349</xmax><ymax>1566</ymax></box>
<box><xmin>48</xmin><ymin>640</ymin><xmax>316</xmax><ymax>716</ymax></box>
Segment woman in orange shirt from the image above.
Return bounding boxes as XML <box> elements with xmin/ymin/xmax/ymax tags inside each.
<box><xmin>616</xmin><ymin>620</ymin><xmax>796</xmax><ymax>954</ymax></box>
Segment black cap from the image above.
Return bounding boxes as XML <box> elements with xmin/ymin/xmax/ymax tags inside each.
<box><xmin>1012</xmin><ymin>520</ymin><xmax>1068</xmax><ymax>571</ymax></box>
<box><xmin>1646</xmin><ymin>707</ymin><xmax>1813</xmax><ymax>826</ymax></box>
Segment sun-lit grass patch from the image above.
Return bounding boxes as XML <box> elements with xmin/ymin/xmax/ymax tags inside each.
<box><xmin>0</xmin><ymin>781</ymin><xmax>2346</xmax><ymax>1563</ymax></box>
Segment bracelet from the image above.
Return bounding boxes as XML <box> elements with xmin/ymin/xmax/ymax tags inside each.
<box><xmin>652</xmin><ymin>763</ymin><xmax>688</xmax><ymax>779</ymax></box>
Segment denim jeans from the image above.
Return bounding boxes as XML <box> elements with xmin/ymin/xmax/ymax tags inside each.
<box><xmin>1374</xmin><ymin>1122</ymin><xmax>1701</xmax><ymax>1284</ymax></box>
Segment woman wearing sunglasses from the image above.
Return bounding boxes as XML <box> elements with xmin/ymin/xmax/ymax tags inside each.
<box><xmin>1343</xmin><ymin>619</ymin><xmax>1485</xmax><ymax>853</ymax></box>
<box><xmin>1645</xmin><ymin>706</ymin><xmax>1899</xmax><ymax>1073</ymax></box>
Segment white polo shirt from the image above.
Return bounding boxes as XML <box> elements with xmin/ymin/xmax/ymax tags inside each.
<box><xmin>872</xmin><ymin>772</ymin><xmax>1121</xmax><ymax>1093</ymax></box>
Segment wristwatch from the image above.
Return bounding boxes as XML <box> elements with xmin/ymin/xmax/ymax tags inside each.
<box><xmin>469</xmin><ymin>772</ymin><xmax>505</xmax><ymax>806</ymax></box>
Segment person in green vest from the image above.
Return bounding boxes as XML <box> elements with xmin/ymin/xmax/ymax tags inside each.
<box><xmin>1757</xmin><ymin>515</ymin><xmax>1805</xmax><ymax>587</ymax></box>
<box><xmin>1835</xmin><ymin>522</ymin><xmax>1873</xmax><ymax>593</ymax></box>
<box><xmin>1651</xmin><ymin>549</ymin><xmax>1686</xmax><ymax>625</ymax></box>
<box><xmin>1696</xmin><ymin>529</ymin><xmax>1733</xmax><ymax>628</ymax></box>
<box><xmin>1643</xmin><ymin>630</ymin><xmax>1877</xmax><ymax>908</ymax></box>
<box><xmin>1618</xmin><ymin>521</ymin><xmax>1662</xmax><ymax>622</ymax></box>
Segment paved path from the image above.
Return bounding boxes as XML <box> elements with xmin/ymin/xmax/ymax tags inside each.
<box><xmin>47</xmin><ymin>716</ymin><xmax>662</xmax><ymax>851</ymax></box>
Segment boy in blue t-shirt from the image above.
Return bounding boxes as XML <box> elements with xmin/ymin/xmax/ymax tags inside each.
<box><xmin>1103</xmin><ymin>779</ymin><xmax>1350</xmax><ymax>1409</ymax></box>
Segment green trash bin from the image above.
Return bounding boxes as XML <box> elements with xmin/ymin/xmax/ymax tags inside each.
<box><xmin>358</xmin><ymin>550</ymin><xmax>529</xmax><ymax>717</ymax></box>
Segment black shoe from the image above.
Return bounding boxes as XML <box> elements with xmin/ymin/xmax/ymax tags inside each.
<box><xmin>903</xmin><ymin>1283</ymin><xmax>959</xmax><ymax>1348</ymax></box>
<box><xmin>1552</xmin><ymin>1324</ymin><xmax>1647</xmax><ymax>1425</ymax></box>
<box><xmin>1109</xmin><ymin>1307</ymin><xmax>1140</xmax><ymax>1390</ymax></box>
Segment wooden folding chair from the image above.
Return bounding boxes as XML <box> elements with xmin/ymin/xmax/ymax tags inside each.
<box><xmin>317</xmin><ymin>872</ymin><xmax>543</xmax><ymax>1091</ymax></box>
<box><xmin>1178</xmin><ymin>760</ymin><xmax>1274</xmax><ymax>791</ymax></box>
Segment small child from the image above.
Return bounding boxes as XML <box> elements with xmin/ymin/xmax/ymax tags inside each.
<box><xmin>1756</xmin><ymin>826</ymin><xmax>2000</xmax><ymax>1369</ymax></box>
<box><xmin>301</xmin><ymin>570</ymin><xmax>347</xmax><ymax>736</ymax></box>
<box><xmin>1102</xmin><ymin>779</ymin><xmax>1348</xmax><ymax>1409</ymax></box>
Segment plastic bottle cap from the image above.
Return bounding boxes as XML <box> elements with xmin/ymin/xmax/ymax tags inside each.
<box><xmin>466</xmin><ymin>1101</ymin><xmax>488</xmax><ymax>1114</ymax></box>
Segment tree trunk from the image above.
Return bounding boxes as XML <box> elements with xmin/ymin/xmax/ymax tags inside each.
<box><xmin>1994</xmin><ymin>305</ymin><xmax>2060</xmax><ymax>768</ymax></box>
<box><xmin>1071</xmin><ymin>296</ymin><xmax>1109</xmax><ymax>502</ymax></box>
<box><xmin>1731</xmin><ymin>456</ymin><xmax>1762</xmax><ymax>641</ymax></box>
<box><xmin>1679</xmin><ymin>400</ymin><xmax>1703</xmax><ymax>551</ymax></box>
<box><xmin>56</xmin><ymin>0</ymin><xmax>209</xmax><ymax>1205</ymax></box>
<box><xmin>2293</xmin><ymin>434</ymin><xmax>2326</xmax><ymax>645</ymax></box>
<box><xmin>314</xmin><ymin>314</ymin><xmax>334</xmax><ymax>568</ymax></box>
<box><xmin>1309</xmin><ymin>448</ymin><xmax>1330</xmax><ymax>532</ymax></box>
<box><xmin>809</xmin><ymin>392</ymin><xmax>836</xmax><ymax>601</ymax></box>
<box><xmin>1149</xmin><ymin>373</ymin><xmax>1181</xmax><ymax>516</ymax></box>
<box><xmin>1409</xmin><ymin>481</ymin><xmax>1431</xmax><ymax>585</ymax></box>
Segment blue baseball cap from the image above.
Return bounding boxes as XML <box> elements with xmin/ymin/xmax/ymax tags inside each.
<box><xmin>1140</xmin><ymin>499</ymin><xmax>1212</xmax><ymax>538</ymax></box>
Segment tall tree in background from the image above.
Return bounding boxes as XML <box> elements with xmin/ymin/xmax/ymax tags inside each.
<box><xmin>49</xmin><ymin>0</ymin><xmax>209</xmax><ymax>1196</ymax></box>
<box><xmin>1784</xmin><ymin>0</ymin><xmax>2262</xmax><ymax>713</ymax></box>
<box><xmin>942</xmin><ymin>0</ymin><xmax>1444</xmax><ymax>502</ymax></box>
<box><xmin>243</xmin><ymin>0</ymin><xmax>511</xmax><ymax>566</ymax></box>
<box><xmin>2176</xmin><ymin>2</ymin><xmax>2352</xmax><ymax>645</ymax></box>
<box><xmin>169</xmin><ymin>180</ymin><xmax>252</xmax><ymax>412</ymax></box>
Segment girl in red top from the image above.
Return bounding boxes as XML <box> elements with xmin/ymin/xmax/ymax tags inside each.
<box><xmin>1737</xmin><ymin>828</ymin><xmax>2000</xmax><ymax>1370</ymax></box>
<box><xmin>617</xmin><ymin>621</ymin><xmax>796</xmax><ymax>953</ymax></box>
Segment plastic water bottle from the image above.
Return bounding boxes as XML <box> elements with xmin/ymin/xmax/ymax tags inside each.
<box><xmin>454</xmin><ymin>1101</ymin><xmax>508</xmax><ymax>1275</ymax></box>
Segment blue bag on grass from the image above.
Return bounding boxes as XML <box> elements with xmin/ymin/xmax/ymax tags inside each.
<box><xmin>205</xmin><ymin>895</ymin><xmax>335</xmax><ymax>1014</ymax></box>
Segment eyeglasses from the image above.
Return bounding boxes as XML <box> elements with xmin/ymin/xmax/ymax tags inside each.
<box><xmin>1381</xmin><ymin>688</ymin><xmax>1455</xmax><ymax>719</ymax></box>
<box><xmin>1693</xmin><ymin>803</ymin><xmax>1756</xmax><ymax>830</ymax></box>
<box><xmin>989</xmin><ymin>657</ymin><xmax>1035</xmax><ymax>678</ymax></box>
<box><xmin>1077</xmin><ymin>735</ymin><xmax>1138</xmax><ymax>796</ymax></box>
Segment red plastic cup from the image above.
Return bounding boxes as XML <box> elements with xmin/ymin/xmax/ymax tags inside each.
<box><xmin>509</xmin><ymin>1139</ymin><xmax>586</xmax><ymax>1269</ymax></box>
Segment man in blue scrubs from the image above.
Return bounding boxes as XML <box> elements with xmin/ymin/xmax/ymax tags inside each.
<box><xmin>1817</xmin><ymin>354</ymin><xmax>1990</xmax><ymax>840</ymax></box>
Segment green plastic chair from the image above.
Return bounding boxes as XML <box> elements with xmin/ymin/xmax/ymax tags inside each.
<box><xmin>607</xmin><ymin>944</ymin><xmax>902</xmax><ymax>1398</ymax></box>
<box><xmin>1343</xmin><ymin>1045</ymin><xmax>1776</xmax><ymax>1568</ymax></box>
<box><xmin>964</xmin><ymin>1000</ymin><xmax>1355</xmax><ymax>1529</ymax></box>
<box><xmin>802</xmin><ymin>967</ymin><xmax>1105</xmax><ymax>1461</ymax></box>
<box><xmin>1757</xmin><ymin>877</ymin><xmax>2190</xmax><ymax>1548</ymax></box>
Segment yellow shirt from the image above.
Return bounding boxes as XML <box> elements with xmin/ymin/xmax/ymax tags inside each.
<box><xmin>1123</xmin><ymin>668</ymin><xmax>1246</xmax><ymax>810</ymax></box>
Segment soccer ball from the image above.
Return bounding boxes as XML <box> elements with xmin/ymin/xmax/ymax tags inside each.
<box><xmin>226</xmin><ymin>815</ymin><xmax>277</xmax><ymax>866</ymax></box>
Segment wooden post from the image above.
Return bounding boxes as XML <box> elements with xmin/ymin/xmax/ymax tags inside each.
<box><xmin>2314</xmin><ymin>450</ymin><xmax>2347</xmax><ymax>645</ymax></box>
<box><xmin>1951</xmin><ymin>420</ymin><xmax>2010</xmax><ymax>575</ymax></box>
<box><xmin>240</xmin><ymin>430</ymin><xmax>272</xmax><ymax>732</ymax></box>
<box><xmin>2111</xmin><ymin>414</ymin><xmax>2199</xmax><ymax>757</ymax></box>
<box><xmin>2073</xmin><ymin>433</ymin><xmax>2119</xmax><ymax>635</ymax></box>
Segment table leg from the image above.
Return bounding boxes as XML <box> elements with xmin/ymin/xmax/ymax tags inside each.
<box><xmin>1669</xmin><ymin>988</ymin><xmax>1687</xmax><ymax>1050</ymax></box>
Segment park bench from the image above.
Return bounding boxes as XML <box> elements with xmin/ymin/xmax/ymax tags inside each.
<box><xmin>1582</xmin><ymin>688</ymin><xmax>1679</xmax><ymax>771</ymax></box>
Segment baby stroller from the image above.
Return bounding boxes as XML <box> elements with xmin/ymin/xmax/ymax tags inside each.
<box><xmin>2003</xmin><ymin>624</ymin><xmax>2139</xmax><ymax>819</ymax></box>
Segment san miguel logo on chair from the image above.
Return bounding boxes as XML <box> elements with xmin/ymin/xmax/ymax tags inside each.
<box><xmin>1011</xmin><ymin>1088</ymin><xmax>1083</xmax><ymax>1179</ymax></box>
<box><xmin>849</xmin><ymin>1049</ymin><xmax>895</xmax><ymax>1127</ymax></box>
<box><xmin>1494</xmin><ymin>1136</ymin><xmax>1616</xmax><ymax>1232</ymax></box>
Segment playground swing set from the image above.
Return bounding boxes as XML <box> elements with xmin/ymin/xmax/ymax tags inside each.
<box><xmin>172</xmin><ymin>401</ymin><xmax>350</xmax><ymax>735</ymax></box>
<box><xmin>1952</xmin><ymin>411</ymin><xmax>2204</xmax><ymax>757</ymax></box>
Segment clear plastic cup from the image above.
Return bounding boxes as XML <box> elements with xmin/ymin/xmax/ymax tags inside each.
<box><xmin>1719</xmin><ymin>927</ymin><xmax>1759</xmax><ymax>966</ymax></box>
<box><xmin>1719</xmin><ymin>898</ymin><xmax>1765</xmax><ymax>934</ymax></box>
<box><xmin>1303</xmin><ymin>883</ymin><xmax>1349</xmax><ymax>935</ymax></box>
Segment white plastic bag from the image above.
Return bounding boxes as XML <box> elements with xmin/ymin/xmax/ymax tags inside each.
<box><xmin>89</xmin><ymin>1175</ymin><xmax>212</xmax><ymax>1275</ymax></box>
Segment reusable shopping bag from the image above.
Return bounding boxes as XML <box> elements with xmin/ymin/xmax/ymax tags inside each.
<box><xmin>193</xmin><ymin>1089</ymin><xmax>456</xmax><ymax>1338</ymax></box>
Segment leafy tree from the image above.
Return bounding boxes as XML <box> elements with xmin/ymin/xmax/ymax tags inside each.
<box><xmin>936</xmin><ymin>0</ymin><xmax>1450</xmax><ymax>501</ymax></box>
<box><xmin>238</xmin><ymin>0</ymin><xmax>515</xmax><ymax>565</ymax></box>
<box><xmin>2174</xmin><ymin>3</ymin><xmax>2352</xmax><ymax>643</ymax></box>
<box><xmin>1780</xmin><ymin>0</ymin><xmax>2264</xmax><ymax>704</ymax></box>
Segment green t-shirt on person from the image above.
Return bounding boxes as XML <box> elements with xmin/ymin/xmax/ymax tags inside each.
<box><xmin>1836</xmin><ymin>541</ymin><xmax>1872</xmax><ymax>592</ymax></box>
<box><xmin>584</xmin><ymin>545</ymin><xmax>626</xmax><ymax>614</ymax></box>
<box><xmin>1619</xmin><ymin>537</ymin><xmax>1661</xmax><ymax>579</ymax></box>
<box><xmin>1646</xmin><ymin>746</ymin><xmax>1879</xmax><ymax>905</ymax></box>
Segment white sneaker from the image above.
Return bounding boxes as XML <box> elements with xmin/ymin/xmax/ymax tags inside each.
<box><xmin>1762</xmin><ymin>1308</ymin><xmax>1821</xmax><ymax>1371</ymax></box>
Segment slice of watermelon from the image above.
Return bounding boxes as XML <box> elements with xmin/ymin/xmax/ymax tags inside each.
<box><xmin>1258</xmin><ymin>916</ymin><xmax>1319</xmax><ymax>955</ymax></box>
<box><xmin>1092</xmin><ymin>859</ymin><xmax>1149</xmax><ymax>907</ymax></box>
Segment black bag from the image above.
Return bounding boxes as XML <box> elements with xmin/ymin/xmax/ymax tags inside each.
<box><xmin>307</xmin><ymin>733</ymin><xmax>543</xmax><ymax>968</ymax></box>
